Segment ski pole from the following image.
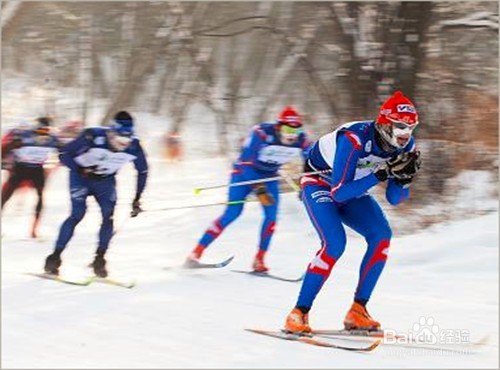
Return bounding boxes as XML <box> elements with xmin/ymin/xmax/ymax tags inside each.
<box><xmin>194</xmin><ymin>169</ymin><xmax>331</xmax><ymax>194</ymax></box>
<box><xmin>146</xmin><ymin>199</ymin><xmax>258</xmax><ymax>213</ymax></box>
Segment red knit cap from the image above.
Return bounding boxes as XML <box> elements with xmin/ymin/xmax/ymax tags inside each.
<box><xmin>377</xmin><ymin>91</ymin><xmax>418</xmax><ymax>127</ymax></box>
<box><xmin>277</xmin><ymin>106</ymin><xmax>302</xmax><ymax>128</ymax></box>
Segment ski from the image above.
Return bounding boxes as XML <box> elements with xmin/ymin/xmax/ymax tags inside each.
<box><xmin>312</xmin><ymin>328</ymin><xmax>483</xmax><ymax>342</ymax></box>
<box><xmin>312</xmin><ymin>328</ymin><xmax>388</xmax><ymax>338</ymax></box>
<box><xmin>89</xmin><ymin>276</ymin><xmax>136</xmax><ymax>289</ymax></box>
<box><xmin>25</xmin><ymin>272</ymin><xmax>92</xmax><ymax>286</ymax></box>
<box><xmin>311</xmin><ymin>329</ymin><xmax>489</xmax><ymax>352</ymax></box>
<box><xmin>231</xmin><ymin>269</ymin><xmax>304</xmax><ymax>283</ymax></box>
<box><xmin>245</xmin><ymin>329</ymin><xmax>381</xmax><ymax>352</ymax></box>
<box><xmin>164</xmin><ymin>256</ymin><xmax>234</xmax><ymax>270</ymax></box>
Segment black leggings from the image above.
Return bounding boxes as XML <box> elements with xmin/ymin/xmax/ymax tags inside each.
<box><xmin>2</xmin><ymin>165</ymin><xmax>46</xmax><ymax>218</ymax></box>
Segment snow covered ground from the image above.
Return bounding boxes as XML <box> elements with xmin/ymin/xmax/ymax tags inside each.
<box><xmin>1</xmin><ymin>154</ymin><xmax>498</xmax><ymax>369</ymax></box>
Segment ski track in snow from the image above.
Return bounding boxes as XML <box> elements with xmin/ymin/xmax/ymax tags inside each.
<box><xmin>2</xmin><ymin>156</ymin><xmax>498</xmax><ymax>368</ymax></box>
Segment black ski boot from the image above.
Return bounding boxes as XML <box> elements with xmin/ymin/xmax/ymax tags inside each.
<box><xmin>44</xmin><ymin>252</ymin><xmax>62</xmax><ymax>275</ymax></box>
<box><xmin>91</xmin><ymin>253</ymin><xmax>108</xmax><ymax>278</ymax></box>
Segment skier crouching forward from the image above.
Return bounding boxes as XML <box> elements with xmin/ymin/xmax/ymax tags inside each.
<box><xmin>285</xmin><ymin>91</ymin><xmax>422</xmax><ymax>333</ymax></box>
<box><xmin>187</xmin><ymin>106</ymin><xmax>312</xmax><ymax>272</ymax></box>
<box><xmin>44</xmin><ymin>111</ymin><xmax>148</xmax><ymax>278</ymax></box>
<box><xmin>1</xmin><ymin>117</ymin><xmax>60</xmax><ymax>238</ymax></box>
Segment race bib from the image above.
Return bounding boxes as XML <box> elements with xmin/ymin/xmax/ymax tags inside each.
<box><xmin>257</xmin><ymin>145</ymin><xmax>301</xmax><ymax>165</ymax></box>
<box><xmin>74</xmin><ymin>148</ymin><xmax>136</xmax><ymax>175</ymax></box>
<box><xmin>355</xmin><ymin>154</ymin><xmax>386</xmax><ymax>180</ymax></box>
<box><xmin>14</xmin><ymin>146</ymin><xmax>57</xmax><ymax>165</ymax></box>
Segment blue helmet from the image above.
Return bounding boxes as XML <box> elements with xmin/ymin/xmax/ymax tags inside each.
<box><xmin>112</xmin><ymin>111</ymin><xmax>134</xmax><ymax>136</ymax></box>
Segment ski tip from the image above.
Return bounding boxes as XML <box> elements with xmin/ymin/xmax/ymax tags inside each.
<box><xmin>212</xmin><ymin>255</ymin><xmax>235</xmax><ymax>267</ymax></box>
<box><xmin>24</xmin><ymin>272</ymin><xmax>55</xmax><ymax>280</ymax></box>
<box><xmin>244</xmin><ymin>328</ymin><xmax>262</xmax><ymax>334</ymax></box>
<box><xmin>367</xmin><ymin>338</ymin><xmax>382</xmax><ymax>351</ymax></box>
<box><xmin>90</xmin><ymin>276</ymin><xmax>136</xmax><ymax>289</ymax></box>
<box><xmin>25</xmin><ymin>272</ymin><xmax>92</xmax><ymax>286</ymax></box>
<box><xmin>167</xmin><ymin>255</ymin><xmax>235</xmax><ymax>270</ymax></box>
<box><xmin>194</xmin><ymin>188</ymin><xmax>201</xmax><ymax>195</ymax></box>
<box><xmin>473</xmin><ymin>334</ymin><xmax>491</xmax><ymax>347</ymax></box>
<box><xmin>116</xmin><ymin>283</ymin><xmax>136</xmax><ymax>289</ymax></box>
<box><xmin>232</xmin><ymin>270</ymin><xmax>304</xmax><ymax>282</ymax></box>
<box><xmin>121</xmin><ymin>280</ymin><xmax>136</xmax><ymax>289</ymax></box>
<box><xmin>245</xmin><ymin>328</ymin><xmax>285</xmax><ymax>337</ymax></box>
<box><xmin>210</xmin><ymin>255</ymin><xmax>234</xmax><ymax>268</ymax></box>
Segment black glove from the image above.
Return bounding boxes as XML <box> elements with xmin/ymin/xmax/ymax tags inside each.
<box><xmin>374</xmin><ymin>164</ymin><xmax>390</xmax><ymax>181</ymax></box>
<box><xmin>374</xmin><ymin>151</ymin><xmax>421</xmax><ymax>182</ymax></box>
<box><xmin>389</xmin><ymin>151</ymin><xmax>421</xmax><ymax>180</ymax></box>
<box><xmin>253</xmin><ymin>183</ymin><xmax>275</xmax><ymax>206</ymax></box>
<box><xmin>78</xmin><ymin>165</ymin><xmax>94</xmax><ymax>176</ymax></box>
<box><xmin>131</xmin><ymin>198</ymin><xmax>143</xmax><ymax>217</ymax></box>
<box><xmin>78</xmin><ymin>165</ymin><xmax>107</xmax><ymax>180</ymax></box>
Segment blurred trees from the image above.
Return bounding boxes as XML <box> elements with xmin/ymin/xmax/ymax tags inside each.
<box><xmin>2</xmin><ymin>1</ymin><xmax>498</xmax><ymax>221</ymax></box>
<box><xmin>2</xmin><ymin>2</ymin><xmax>497</xmax><ymax>135</ymax></box>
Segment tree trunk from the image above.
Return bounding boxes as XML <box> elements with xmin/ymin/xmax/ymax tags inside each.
<box><xmin>102</xmin><ymin>7</ymin><xmax>182</xmax><ymax>124</ymax></box>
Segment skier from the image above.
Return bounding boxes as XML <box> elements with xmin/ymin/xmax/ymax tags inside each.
<box><xmin>1</xmin><ymin>117</ymin><xmax>60</xmax><ymax>238</ymax></box>
<box><xmin>43</xmin><ymin>111</ymin><xmax>148</xmax><ymax>278</ymax></box>
<box><xmin>284</xmin><ymin>91</ymin><xmax>422</xmax><ymax>333</ymax></box>
<box><xmin>164</xmin><ymin>130</ymin><xmax>182</xmax><ymax>162</ymax></box>
<box><xmin>1</xmin><ymin>120</ymin><xmax>33</xmax><ymax>170</ymax></box>
<box><xmin>187</xmin><ymin>106</ymin><xmax>312</xmax><ymax>272</ymax></box>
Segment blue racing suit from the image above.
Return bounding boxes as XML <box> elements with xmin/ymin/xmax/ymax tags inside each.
<box><xmin>198</xmin><ymin>123</ymin><xmax>312</xmax><ymax>253</ymax></box>
<box><xmin>295</xmin><ymin>120</ymin><xmax>417</xmax><ymax>309</ymax></box>
<box><xmin>55</xmin><ymin>127</ymin><xmax>148</xmax><ymax>254</ymax></box>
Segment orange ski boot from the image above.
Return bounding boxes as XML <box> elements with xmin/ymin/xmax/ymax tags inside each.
<box><xmin>185</xmin><ymin>244</ymin><xmax>205</xmax><ymax>267</ymax></box>
<box><xmin>343</xmin><ymin>302</ymin><xmax>381</xmax><ymax>331</ymax></box>
<box><xmin>252</xmin><ymin>250</ymin><xmax>269</xmax><ymax>273</ymax></box>
<box><xmin>284</xmin><ymin>307</ymin><xmax>311</xmax><ymax>333</ymax></box>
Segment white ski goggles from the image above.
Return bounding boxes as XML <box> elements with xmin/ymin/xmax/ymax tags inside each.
<box><xmin>388</xmin><ymin>118</ymin><xmax>419</xmax><ymax>135</ymax></box>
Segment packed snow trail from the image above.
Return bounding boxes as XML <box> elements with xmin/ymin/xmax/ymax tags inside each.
<box><xmin>1</xmin><ymin>156</ymin><xmax>498</xmax><ymax>368</ymax></box>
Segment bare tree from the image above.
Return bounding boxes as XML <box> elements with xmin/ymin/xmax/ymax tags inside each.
<box><xmin>101</xmin><ymin>3</ymin><xmax>182</xmax><ymax>124</ymax></box>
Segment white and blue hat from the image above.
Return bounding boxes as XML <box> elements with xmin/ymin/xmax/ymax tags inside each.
<box><xmin>111</xmin><ymin>111</ymin><xmax>134</xmax><ymax>136</ymax></box>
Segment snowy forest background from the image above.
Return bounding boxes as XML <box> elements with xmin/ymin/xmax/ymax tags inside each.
<box><xmin>2</xmin><ymin>3</ymin><xmax>499</xmax><ymax>368</ymax></box>
<box><xmin>1</xmin><ymin>1</ymin><xmax>498</xmax><ymax>232</ymax></box>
